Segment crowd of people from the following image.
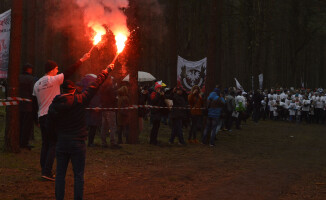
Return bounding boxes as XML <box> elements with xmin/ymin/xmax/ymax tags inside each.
<box><xmin>10</xmin><ymin>55</ymin><xmax>326</xmax><ymax>199</ymax></box>
<box><xmin>137</xmin><ymin>85</ymin><xmax>326</xmax><ymax>147</ymax></box>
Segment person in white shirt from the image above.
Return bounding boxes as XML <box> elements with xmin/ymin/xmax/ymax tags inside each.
<box><xmin>279</xmin><ymin>99</ymin><xmax>288</xmax><ymax>120</ymax></box>
<box><xmin>280</xmin><ymin>90</ymin><xmax>288</xmax><ymax>100</ymax></box>
<box><xmin>288</xmin><ymin>100</ymin><xmax>296</xmax><ymax>122</ymax></box>
<box><xmin>295</xmin><ymin>100</ymin><xmax>302</xmax><ymax>123</ymax></box>
<box><xmin>301</xmin><ymin>96</ymin><xmax>311</xmax><ymax>123</ymax></box>
<box><xmin>260</xmin><ymin>97</ymin><xmax>267</xmax><ymax>120</ymax></box>
<box><xmin>33</xmin><ymin>53</ymin><xmax>90</xmax><ymax>181</ymax></box>
<box><xmin>234</xmin><ymin>92</ymin><xmax>246</xmax><ymax>129</ymax></box>
<box><xmin>315</xmin><ymin>93</ymin><xmax>325</xmax><ymax>124</ymax></box>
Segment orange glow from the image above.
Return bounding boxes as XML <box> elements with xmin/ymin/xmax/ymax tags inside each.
<box><xmin>115</xmin><ymin>33</ymin><xmax>127</xmax><ymax>53</ymax></box>
<box><xmin>93</xmin><ymin>33</ymin><xmax>102</xmax><ymax>45</ymax></box>
<box><xmin>91</xmin><ymin>24</ymin><xmax>105</xmax><ymax>45</ymax></box>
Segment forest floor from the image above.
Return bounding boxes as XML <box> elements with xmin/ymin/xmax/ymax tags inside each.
<box><xmin>1</xmin><ymin>107</ymin><xmax>326</xmax><ymax>200</ymax></box>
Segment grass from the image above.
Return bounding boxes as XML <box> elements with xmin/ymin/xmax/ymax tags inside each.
<box><xmin>1</xmin><ymin>113</ymin><xmax>326</xmax><ymax>199</ymax></box>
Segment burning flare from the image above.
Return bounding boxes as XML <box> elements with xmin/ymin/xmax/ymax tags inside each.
<box><xmin>115</xmin><ymin>33</ymin><xmax>127</xmax><ymax>53</ymax></box>
<box><xmin>93</xmin><ymin>33</ymin><xmax>102</xmax><ymax>45</ymax></box>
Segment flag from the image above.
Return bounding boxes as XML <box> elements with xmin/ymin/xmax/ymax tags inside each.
<box><xmin>234</xmin><ymin>78</ymin><xmax>244</xmax><ymax>92</ymax></box>
<box><xmin>0</xmin><ymin>9</ymin><xmax>11</xmax><ymax>78</ymax></box>
<box><xmin>258</xmin><ymin>74</ymin><xmax>263</xmax><ymax>90</ymax></box>
<box><xmin>177</xmin><ymin>56</ymin><xmax>207</xmax><ymax>92</ymax></box>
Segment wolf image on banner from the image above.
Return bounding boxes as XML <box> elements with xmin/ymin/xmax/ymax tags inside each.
<box><xmin>177</xmin><ymin>56</ymin><xmax>207</xmax><ymax>92</ymax></box>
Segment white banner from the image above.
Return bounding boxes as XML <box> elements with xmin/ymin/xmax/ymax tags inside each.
<box><xmin>234</xmin><ymin>78</ymin><xmax>244</xmax><ymax>92</ymax></box>
<box><xmin>0</xmin><ymin>9</ymin><xmax>11</xmax><ymax>78</ymax></box>
<box><xmin>177</xmin><ymin>56</ymin><xmax>207</xmax><ymax>92</ymax></box>
<box><xmin>258</xmin><ymin>73</ymin><xmax>263</xmax><ymax>90</ymax></box>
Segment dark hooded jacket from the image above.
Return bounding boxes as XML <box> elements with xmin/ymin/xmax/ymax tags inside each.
<box><xmin>168</xmin><ymin>90</ymin><xmax>187</xmax><ymax>119</ymax></box>
<box><xmin>48</xmin><ymin>69</ymin><xmax>109</xmax><ymax>141</ymax></box>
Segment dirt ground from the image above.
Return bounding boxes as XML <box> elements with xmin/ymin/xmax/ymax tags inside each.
<box><xmin>1</xmin><ymin>119</ymin><xmax>326</xmax><ymax>200</ymax></box>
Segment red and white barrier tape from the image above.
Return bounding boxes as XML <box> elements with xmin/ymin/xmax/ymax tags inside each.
<box><xmin>86</xmin><ymin>105</ymin><xmax>205</xmax><ymax>110</ymax></box>
<box><xmin>0</xmin><ymin>101</ymin><xmax>19</xmax><ymax>106</ymax></box>
<box><xmin>0</xmin><ymin>97</ymin><xmax>32</xmax><ymax>106</ymax></box>
<box><xmin>0</xmin><ymin>97</ymin><xmax>32</xmax><ymax>102</ymax></box>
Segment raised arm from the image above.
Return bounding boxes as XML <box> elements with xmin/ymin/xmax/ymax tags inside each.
<box><xmin>63</xmin><ymin>53</ymin><xmax>91</xmax><ymax>80</ymax></box>
<box><xmin>78</xmin><ymin>64</ymin><xmax>114</xmax><ymax>105</ymax></box>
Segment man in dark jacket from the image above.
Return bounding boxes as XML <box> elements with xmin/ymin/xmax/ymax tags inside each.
<box><xmin>33</xmin><ymin>53</ymin><xmax>90</xmax><ymax>181</ymax></box>
<box><xmin>149</xmin><ymin>84</ymin><xmax>166</xmax><ymax>145</ymax></box>
<box><xmin>48</xmin><ymin>64</ymin><xmax>114</xmax><ymax>200</ymax></box>
<box><xmin>19</xmin><ymin>63</ymin><xmax>37</xmax><ymax>149</ymax></box>
<box><xmin>168</xmin><ymin>86</ymin><xmax>187</xmax><ymax>145</ymax></box>
<box><xmin>99</xmin><ymin>76</ymin><xmax>121</xmax><ymax>148</ymax></box>
<box><xmin>252</xmin><ymin>90</ymin><xmax>264</xmax><ymax>123</ymax></box>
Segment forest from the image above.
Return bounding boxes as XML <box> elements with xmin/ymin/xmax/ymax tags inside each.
<box><xmin>0</xmin><ymin>0</ymin><xmax>325</xmax><ymax>91</ymax></box>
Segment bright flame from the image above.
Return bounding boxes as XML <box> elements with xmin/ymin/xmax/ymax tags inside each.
<box><xmin>91</xmin><ymin>24</ymin><xmax>106</xmax><ymax>45</ymax></box>
<box><xmin>115</xmin><ymin>33</ymin><xmax>127</xmax><ymax>53</ymax></box>
<box><xmin>93</xmin><ymin>33</ymin><xmax>102</xmax><ymax>45</ymax></box>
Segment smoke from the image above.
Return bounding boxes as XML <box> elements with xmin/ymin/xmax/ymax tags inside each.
<box><xmin>75</xmin><ymin>0</ymin><xmax>130</xmax><ymax>38</ymax></box>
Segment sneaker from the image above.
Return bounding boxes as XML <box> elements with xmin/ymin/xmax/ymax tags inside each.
<box><xmin>168</xmin><ymin>141</ymin><xmax>174</xmax><ymax>145</ymax></box>
<box><xmin>41</xmin><ymin>174</ymin><xmax>55</xmax><ymax>181</ymax></box>
<box><xmin>209</xmin><ymin>144</ymin><xmax>216</xmax><ymax>147</ymax></box>
<box><xmin>222</xmin><ymin>128</ymin><xmax>228</xmax><ymax>131</ymax></box>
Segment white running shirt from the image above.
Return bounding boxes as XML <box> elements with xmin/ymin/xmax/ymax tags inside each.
<box><xmin>33</xmin><ymin>73</ymin><xmax>64</xmax><ymax>117</ymax></box>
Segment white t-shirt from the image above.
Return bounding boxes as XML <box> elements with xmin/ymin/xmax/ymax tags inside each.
<box><xmin>289</xmin><ymin>103</ymin><xmax>296</xmax><ymax>116</ymax></box>
<box><xmin>280</xmin><ymin>92</ymin><xmax>287</xmax><ymax>100</ymax></box>
<box><xmin>315</xmin><ymin>97</ymin><xmax>324</xmax><ymax>109</ymax></box>
<box><xmin>302</xmin><ymin>100</ymin><xmax>311</xmax><ymax>112</ymax></box>
<box><xmin>235</xmin><ymin>95</ymin><xmax>246</xmax><ymax>108</ymax></box>
<box><xmin>33</xmin><ymin>73</ymin><xmax>64</xmax><ymax>117</ymax></box>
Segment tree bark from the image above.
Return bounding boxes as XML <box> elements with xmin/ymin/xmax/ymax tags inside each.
<box><xmin>4</xmin><ymin>0</ymin><xmax>23</xmax><ymax>153</ymax></box>
<box><xmin>126</xmin><ymin>0</ymin><xmax>139</xmax><ymax>144</ymax></box>
<box><xmin>206</xmin><ymin>0</ymin><xmax>223</xmax><ymax>93</ymax></box>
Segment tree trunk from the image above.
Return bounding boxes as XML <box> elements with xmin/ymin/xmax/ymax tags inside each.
<box><xmin>4</xmin><ymin>0</ymin><xmax>23</xmax><ymax>153</ymax></box>
<box><xmin>168</xmin><ymin>0</ymin><xmax>178</xmax><ymax>87</ymax></box>
<box><xmin>206</xmin><ymin>0</ymin><xmax>223</xmax><ymax>93</ymax></box>
<box><xmin>126</xmin><ymin>0</ymin><xmax>139</xmax><ymax>144</ymax></box>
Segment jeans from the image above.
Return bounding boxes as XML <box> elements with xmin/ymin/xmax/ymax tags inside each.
<box><xmin>39</xmin><ymin>115</ymin><xmax>56</xmax><ymax>176</ymax></box>
<box><xmin>55</xmin><ymin>140</ymin><xmax>86</xmax><ymax>200</ymax></box>
<box><xmin>101</xmin><ymin>111</ymin><xmax>117</xmax><ymax>145</ymax></box>
<box><xmin>188</xmin><ymin>115</ymin><xmax>202</xmax><ymax>140</ymax></box>
<box><xmin>202</xmin><ymin>117</ymin><xmax>221</xmax><ymax>145</ymax></box>
<box><xmin>150</xmin><ymin>119</ymin><xmax>160</xmax><ymax>145</ymax></box>
<box><xmin>170</xmin><ymin>118</ymin><xmax>185</xmax><ymax>144</ymax></box>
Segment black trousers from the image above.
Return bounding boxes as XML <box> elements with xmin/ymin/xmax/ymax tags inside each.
<box><xmin>87</xmin><ymin>126</ymin><xmax>97</xmax><ymax>146</ymax></box>
<box><xmin>224</xmin><ymin>111</ymin><xmax>233</xmax><ymax>130</ymax></box>
<box><xmin>19</xmin><ymin>111</ymin><xmax>34</xmax><ymax>147</ymax></box>
<box><xmin>39</xmin><ymin>115</ymin><xmax>56</xmax><ymax>176</ymax></box>
<box><xmin>150</xmin><ymin>119</ymin><xmax>160</xmax><ymax>145</ymax></box>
